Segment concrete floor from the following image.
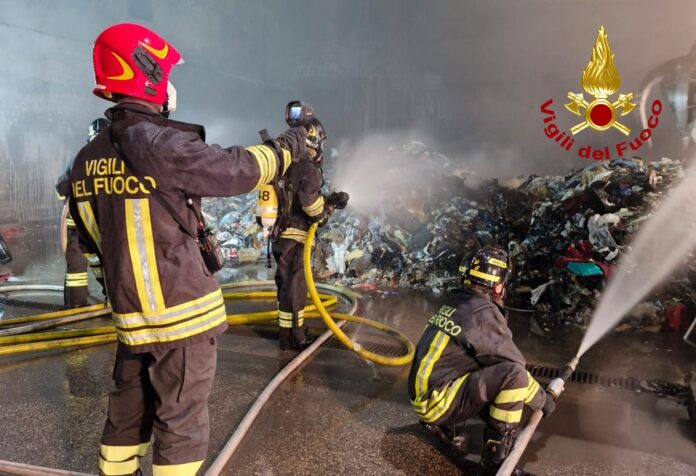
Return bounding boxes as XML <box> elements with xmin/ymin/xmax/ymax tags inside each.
<box><xmin>0</xmin><ymin>290</ymin><xmax>694</xmax><ymax>475</ymax></box>
<box><xmin>0</xmin><ymin>224</ymin><xmax>694</xmax><ymax>475</ymax></box>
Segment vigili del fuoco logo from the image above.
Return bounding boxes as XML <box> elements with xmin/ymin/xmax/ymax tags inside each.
<box><xmin>540</xmin><ymin>26</ymin><xmax>662</xmax><ymax>161</ymax></box>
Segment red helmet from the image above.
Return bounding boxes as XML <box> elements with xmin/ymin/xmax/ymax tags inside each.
<box><xmin>92</xmin><ymin>23</ymin><xmax>181</xmax><ymax>105</ymax></box>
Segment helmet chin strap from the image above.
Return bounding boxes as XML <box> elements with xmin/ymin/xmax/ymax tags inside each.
<box><xmin>161</xmin><ymin>81</ymin><xmax>177</xmax><ymax>118</ymax></box>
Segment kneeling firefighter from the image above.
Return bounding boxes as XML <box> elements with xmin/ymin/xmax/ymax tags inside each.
<box><xmin>56</xmin><ymin>118</ymin><xmax>109</xmax><ymax>306</ymax></box>
<box><xmin>407</xmin><ymin>247</ymin><xmax>555</xmax><ymax>476</ymax></box>
<box><xmin>269</xmin><ymin>117</ymin><xmax>349</xmax><ymax>350</ymax></box>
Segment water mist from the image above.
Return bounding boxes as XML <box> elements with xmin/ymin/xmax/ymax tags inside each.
<box><xmin>329</xmin><ymin>133</ymin><xmax>450</xmax><ymax>214</ymax></box>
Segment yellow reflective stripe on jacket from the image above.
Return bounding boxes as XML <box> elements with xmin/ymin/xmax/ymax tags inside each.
<box><xmin>246</xmin><ymin>145</ymin><xmax>277</xmax><ymax>191</ymax></box>
<box><xmin>303</xmin><ymin>196</ymin><xmax>325</xmax><ymax>217</ymax></box>
<box><xmin>524</xmin><ymin>373</ymin><xmax>541</xmax><ymax>404</ymax></box>
<box><xmin>489</xmin><ymin>406</ymin><xmax>523</xmax><ymax>424</ymax></box>
<box><xmin>113</xmin><ymin>288</ymin><xmax>223</xmax><ymax>327</ymax></box>
<box><xmin>153</xmin><ymin>460</ymin><xmax>203</xmax><ymax>476</ymax></box>
<box><xmin>125</xmin><ymin>199</ymin><xmax>165</xmax><ymax>313</ymax></box>
<box><xmin>281</xmin><ymin>148</ymin><xmax>291</xmax><ymax>175</ymax></box>
<box><xmin>66</xmin><ymin>216</ymin><xmax>76</xmax><ymax>227</ymax></box>
<box><xmin>280</xmin><ymin>227</ymin><xmax>308</xmax><ymax>243</ymax></box>
<box><xmin>116</xmin><ymin>301</ymin><xmax>226</xmax><ymax>346</ymax></box>
<box><xmin>246</xmin><ymin>146</ymin><xmax>267</xmax><ymax>191</ymax></box>
<box><xmin>76</xmin><ymin>201</ymin><xmax>101</xmax><ymax>251</ymax></box>
<box><xmin>414</xmin><ymin>331</ymin><xmax>450</xmax><ymax>399</ymax></box>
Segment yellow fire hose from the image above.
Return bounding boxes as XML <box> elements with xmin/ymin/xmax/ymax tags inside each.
<box><xmin>0</xmin><ymin>303</ymin><xmax>107</xmax><ymax>327</ymax></box>
<box><xmin>0</xmin><ymin>226</ymin><xmax>414</xmax><ymax>366</ymax></box>
<box><xmin>0</xmin><ymin>291</ymin><xmax>338</xmax><ymax>354</ymax></box>
<box><xmin>303</xmin><ymin>223</ymin><xmax>415</xmax><ymax>366</ymax></box>
<box><xmin>0</xmin><ymin>228</ymin><xmax>416</xmax><ymax>476</ymax></box>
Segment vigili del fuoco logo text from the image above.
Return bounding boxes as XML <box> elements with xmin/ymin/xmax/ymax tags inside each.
<box><xmin>540</xmin><ymin>26</ymin><xmax>662</xmax><ymax>161</ymax></box>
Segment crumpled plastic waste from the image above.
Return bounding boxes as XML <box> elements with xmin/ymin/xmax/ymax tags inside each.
<box><xmin>664</xmin><ymin>303</ymin><xmax>692</xmax><ymax>331</ymax></box>
<box><xmin>201</xmin><ymin>141</ymin><xmax>688</xmax><ymax>330</ymax></box>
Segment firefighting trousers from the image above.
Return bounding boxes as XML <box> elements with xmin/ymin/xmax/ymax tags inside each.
<box><xmin>64</xmin><ymin>229</ymin><xmax>89</xmax><ymax>307</ymax></box>
<box><xmin>272</xmin><ymin>238</ymin><xmax>308</xmax><ymax>346</ymax></box>
<box><xmin>99</xmin><ymin>339</ymin><xmax>217</xmax><ymax>476</ymax></box>
<box><xmin>415</xmin><ymin>362</ymin><xmax>545</xmax><ymax>431</ymax></box>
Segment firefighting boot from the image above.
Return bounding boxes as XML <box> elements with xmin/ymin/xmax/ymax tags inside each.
<box><xmin>479</xmin><ymin>425</ymin><xmax>534</xmax><ymax>476</ymax></box>
<box><xmin>419</xmin><ymin>420</ymin><xmax>468</xmax><ymax>454</ymax></box>
<box><xmin>279</xmin><ymin>328</ymin><xmax>294</xmax><ymax>350</ymax></box>
<box><xmin>290</xmin><ymin>325</ymin><xmax>315</xmax><ymax>350</ymax></box>
<box><xmin>279</xmin><ymin>326</ymin><xmax>315</xmax><ymax>351</ymax></box>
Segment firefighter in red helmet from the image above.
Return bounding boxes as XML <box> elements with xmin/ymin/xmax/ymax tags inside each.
<box><xmin>69</xmin><ymin>23</ymin><xmax>306</xmax><ymax>475</ymax></box>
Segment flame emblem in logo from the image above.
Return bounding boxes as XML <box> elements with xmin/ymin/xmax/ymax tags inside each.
<box><xmin>565</xmin><ymin>26</ymin><xmax>636</xmax><ymax>135</ymax></box>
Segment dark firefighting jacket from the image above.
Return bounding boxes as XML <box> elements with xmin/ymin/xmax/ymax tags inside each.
<box><xmin>56</xmin><ymin>167</ymin><xmax>77</xmax><ymax>229</ymax></box>
<box><xmin>278</xmin><ymin>157</ymin><xmax>329</xmax><ymax>243</ymax></box>
<box><xmin>407</xmin><ymin>288</ymin><xmax>527</xmax><ymax>421</ymax></box>
<box><xmin>68</xmin><ymin>102</ymin><xmax>301</xmax><ymax>352</ymax></box>
<box><xmin>58</xmin><ymin>165</ymin><xmax>103</xmax><ymax>280</ymax></box>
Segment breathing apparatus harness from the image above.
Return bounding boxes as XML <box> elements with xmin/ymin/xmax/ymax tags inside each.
<box><xmin>257</xmin><ymin>101</ymin><xmax>317</xmax><ymax>267</ymax></box>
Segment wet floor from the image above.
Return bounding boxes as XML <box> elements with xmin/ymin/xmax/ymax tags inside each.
<box><xmin>0</xmin><ymin>226</ymin><xmax>694</xmax><ymax>475</ymax></box>
<box><xmin>0</xmin><ymin>290</ymin><xmax>693</xmax><ymax>475</ymax></box>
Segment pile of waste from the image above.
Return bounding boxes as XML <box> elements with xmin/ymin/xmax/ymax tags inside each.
<box><xmin>203</xmin><ymin>143</ymin><xmax>693</xmax><ymax>330</ymax></box>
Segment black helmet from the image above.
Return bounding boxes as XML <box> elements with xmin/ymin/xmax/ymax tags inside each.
<box><xmin>306</xmin><ymin>118</ymin><xmax>326</xmax><ymax>161</ymax></box>
<box><xmin>87</xmin><ymin>118</ymin><xmax>109</xmax><ymax>142</ymax></box>
<box><xmin>459</xmin><ymin>246</ymin><xmax>511</xmax><ymax>288</ymax></box>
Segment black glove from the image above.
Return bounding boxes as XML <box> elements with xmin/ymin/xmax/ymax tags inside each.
<box><xmin>542</xmin><ymin>392</ymin><xmax>556</xmax><ymax>417</ymax></box>
<box><xmin>276</xmin><ymin>127</ymin><xmax>307</xmax><ymax>163</ymax></box>
<box><xmin>326</xmin><ymin>191</ymin><xmax>350</xmax><ymax>210</ymax></box>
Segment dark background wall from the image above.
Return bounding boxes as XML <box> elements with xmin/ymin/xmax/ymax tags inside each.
<box><xmin>1</xmin><ymin>0</ymin><xmax>695</xmax><ymax>221</ymax></box>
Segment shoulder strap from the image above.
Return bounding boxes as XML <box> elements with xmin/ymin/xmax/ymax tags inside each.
<box><xmin>109</xmin><ymin>130</ymin><xmax>198</xmax><ymax>240</ymax></box>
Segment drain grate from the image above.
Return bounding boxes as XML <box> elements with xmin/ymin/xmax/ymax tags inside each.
<box><xmin>233</xmin><ymin>327</ymin><xmax>689</xmax><ymax>400</ymax></box>
<box><xmin>526</xmin><ymin>364</ymin><xmax>689</xmax><ymax>398</ymax></box>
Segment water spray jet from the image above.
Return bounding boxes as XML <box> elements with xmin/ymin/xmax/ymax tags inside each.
<box><xmin>499</xmin><ymin>162</ymin><xmax>696</xmax><ymax>475</ymax></box>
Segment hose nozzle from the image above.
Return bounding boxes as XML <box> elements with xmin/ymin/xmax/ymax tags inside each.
<box><xmin>547</xmin><ymin>356</ymin><xmax>580</xmax><ymax>400</ymax></box>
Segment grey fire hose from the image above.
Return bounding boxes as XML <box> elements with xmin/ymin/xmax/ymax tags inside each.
<box><xmin>0</xmin><ymin>281</ymin><xmax>357</xmax><ymax>476</ymax></box>
<box><xmin>204</xmin><ymin>281</ymin><xmax>358</xmax><ymax>475</ymax></box>
<box><xmin>496</xmin><ymin>356</ymin><xmax>580</xmax><ymax>476</ymax></box>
